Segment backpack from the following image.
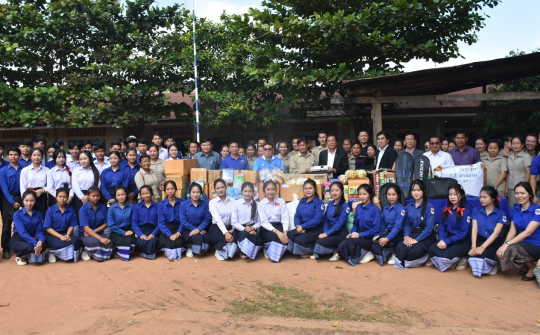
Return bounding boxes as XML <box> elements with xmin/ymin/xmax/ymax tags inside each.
<box><xmin>426</xmin><ymin>177</ymin><xmax>458</xmax><ymax>199</ymax></box>
<box><xmin>378</xmin><ymin>182</ymin><xmax>405</xmax><ymax>210</ymax></box>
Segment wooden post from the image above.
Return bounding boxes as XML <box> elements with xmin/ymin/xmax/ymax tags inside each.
<box><xmin>371</xmin><ymin>102</ymin><xmax>382</xmax><ymax>139</ymax></box>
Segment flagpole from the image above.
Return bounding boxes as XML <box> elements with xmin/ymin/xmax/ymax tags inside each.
<box><xmin>192</xmin><ymin>0</ymin><xmax>200</xmax><ymax>142</ymax></box>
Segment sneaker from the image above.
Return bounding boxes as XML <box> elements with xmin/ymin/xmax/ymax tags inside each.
<box><xmin>300</xmin><ymin>254</ymin><xmax>311</xmax><ymax>258</ymax></box>
<box><xmin>48</xmin><ymin>253</ymin><xmax>57</xmax><ymax>263</ymax></box>
<box><xmin>263</xmin><ymin>249</ymin><xmax>269</xmax><ymax>259</ymax></box>
<box><xmin>387</xmin><ymin>254</ymin><xmax>396</xmax><ymax>265</ymax></box>
<box><xmin>329</xmin><ymin>253</ymin><xmax>341</xmax><ymax>262</ymax></box>
<box><xmin>456</xmin><ymin>257</ymin><xmax>468</xmax><ymax>270</ymax></box>
<box><xmin>81</xmin><ymin>251</ymin><xmax>91</xmax><ymax>261</ymax></box>
<box><xmin>215</xmin><ymin>250</ymin><xmax>225</xmax><ymax>261</ymax></box>
<box><xmin>186</xmin><ymin>248</ymin><xmax>194</xmax><ymax>258</ymax></box>
<box><xmin>359</xmin><ymin>251</ymin><xmax>374</xmax><ymax>264</ymax></box>
<box><xmin>15</xmin><ymin>257</ymin><xmax>27</xmax><ymax>266</ymax></box>
<box><xmin>240</xmin><ymin>253</ymin><xmax>248</xmax><ymax>259</ymax></box>
<box><xmin>309</xmin><ymin>254</ymin><xmax>316</xmax><ymax>259</ymax></box>
<box><xmin>489</xmin><ymin>264</ymin><xmax>499</xmax><ymax>276</ymax></box>
<box><xmin>425</xmin><ymin>258</ymin><xmax>434</xmax><ymax>267</ymax></box>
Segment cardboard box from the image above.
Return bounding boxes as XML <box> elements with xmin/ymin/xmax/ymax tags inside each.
<box><xmin>348</xmin><ymin>179</ymin><xmax>371</xmax><ymax>187</ymax></box>
<box><xmin>259</xmin><ymin>183</ymin><xmax>280</xmax><ymax>201</ymax></box>
<box><xmin>241</xmin><ymin>170</ymin><xmax>260</xmax><ymax>184</ymax></box>
<box><xmin>164</xmin><ymin>159</ymin><xmax>198</xmax><ymax>176</ymax></box>
<box><xmin>287</xmin><ymin>174</ymin><xmax>328</xmax><ymax>182</ymax></box>
<box><xmin>208</xmin><ymin>170</ymin><xmax>222</xmax><ymax>188</ymax></box>
<box><xmin>204</xmin><ymin>184</ymin><xmax>209</xmax><ymax>197</ymax></box>
<box><xmin>209</xmin><ymin>184</ymin><xmax>217</xmax><ymax>200</ymax></box>
<box><xmin>190</xmin><ymin>168</ymin><xmax>208</xmax><ymax>182</ymax></box>
<box><xmin>280</xmin><ymin>183</ymin><xmax>323</xmax><ymax>201</ymax></box>
<box><xmin>164</xmin><ymin>175</ymin><xmax>189</xmax><ymax>190</ymax></box>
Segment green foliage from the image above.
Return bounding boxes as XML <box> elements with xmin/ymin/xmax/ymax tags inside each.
<box><xmin>474</xmin><ymin>50</ymin><xmax>540</xmax><ymax>139</ymax></box>
<box><xmin>239</xmin><ymin>0</ymin><xmax>500</xmax><ymax>118</ymax></box>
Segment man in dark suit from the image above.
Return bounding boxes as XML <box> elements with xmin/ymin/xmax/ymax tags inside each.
<box><xmin>317</xmin><ymin>135</ymin><xmax>349</xmax><ymax>178</ymax></box>
<box><xmin>375</xmin><ymin>130</ymin><xmax>397</xmax><ymax>169</ymax></box>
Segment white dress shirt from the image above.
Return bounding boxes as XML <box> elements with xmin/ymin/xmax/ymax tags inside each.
<box><xmin>46</xmin><ymin>165</ymin><xmax>74</xmax><ymax>197</ymax></box>
<box><xmin>424</xmin><ymin>150</ymin><xmax>455</xmax><ymax>169</ymax></box>
<box><xmin>376</xmin><ymin>145</ymin><xmax>388</xmax><ymax>170</ymax></box>
<box><xmin>20</xmin><ymin>164</ymin><xmax>49</xmax><ymax>191</ymax></box>
<box><xmin>327</xmin><ymin>149</ymin><xmax>336</xmax><ymax>178</ymax></box>
<box><xmin>257</xmin><ymin>197</ymin><xmax>289</xmax><ymax>232</ymax></box>
<box><xmin>72</xmin><ymin>166</ymin><xmax>100</xmax><ymax>199</ymax></box>
<box><xmin>66</xmin><ymin>156</ymin><xmax>81</xmax><ymax>171</ymax></box>
<box><xmin>94</xmin><ymin>160</ymin><xmax>111</xmax><ymax>174</ymax></box>
<box><xmin>231</xmin><ymin>198</ymin><xmax>260</xmax><ymax>231</ymax></box>
<box><xmin>209</xmin><ymin>196</ymin><xmax>234</xmax><ymax>234</ymax></box>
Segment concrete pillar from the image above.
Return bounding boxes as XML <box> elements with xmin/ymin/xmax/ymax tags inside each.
<box><xmin>371</xmin><ymin>102</ymin><xmax>382</xmax><ymax>139</ymax></box>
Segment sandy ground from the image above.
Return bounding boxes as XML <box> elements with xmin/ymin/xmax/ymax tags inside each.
<box><xmin>0</xmin><ymin>245</ymin><xmax>539</xmax><ymax>335</ymax></box>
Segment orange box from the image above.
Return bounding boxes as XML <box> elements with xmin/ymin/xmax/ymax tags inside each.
<box><xmin>280</xmin><ymin>184</ymin><xmax>323</xmax><ymax>201</ymax></box>
<box><xmin>208</xmin><ymin>170</ymin><xmax>222</xmax><ymax>187</ymax></box>
<box><xmin>190</xmin><ymin>168</ymin><xmax>208</xmax><ymax>183</ymax></box>
<box><xmin>164</xmin><ymin>175</ymin><xmax>189</xmax><ymax>190</ymax></box>
<box><xmin>164</xmin><ymin>159</ymin><xmax>198</xmax><ymax>176</ymax></box>
<box><xmin>347</xmin><ymin>179</ymin><xmax>371</xmax><ymax>187</ymax></box>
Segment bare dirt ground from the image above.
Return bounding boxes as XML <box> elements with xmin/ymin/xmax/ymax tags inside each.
<box><xmin>0</xmin><ymin>246</ymin><xmax>539</xmax><ymax>335</ymax></box>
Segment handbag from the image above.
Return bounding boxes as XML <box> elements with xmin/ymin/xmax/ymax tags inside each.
<box><xmin>426</xmin><ymin>177</ymin><xmax>458</xmax><ymax>199</ymax></box>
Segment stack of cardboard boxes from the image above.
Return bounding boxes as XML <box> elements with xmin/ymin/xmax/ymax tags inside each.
<box><xmin>162</xmin><ymin>159</ymin><xmax>198</xmax><ymax>199</ymax></box>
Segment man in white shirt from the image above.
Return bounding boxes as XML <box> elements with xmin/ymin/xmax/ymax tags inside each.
<box><xmin>424</xmin><ymin>136</ymin><xmax>455</xmax><ymax>169</ymax></box>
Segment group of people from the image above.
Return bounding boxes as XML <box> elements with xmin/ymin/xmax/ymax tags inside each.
<box><xmin>0</xmin><ymin>129</ymin><xmax>539</xmax><ymax>289</ymax></box>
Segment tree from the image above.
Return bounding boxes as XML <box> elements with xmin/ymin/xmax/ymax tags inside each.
<box><xmin>0</xmin><ymin>0</ymin><xmax>193</xmax><ymax>136</ymax></box>
<box><xmin>239</xmin><ymin>0</ymin><xmax>500</xmax><ymax>127</ymax></box>
<box><xmin>474</xmin><ymin>50</ymin><xmax>540</xmax><ymax>139</ymax></box>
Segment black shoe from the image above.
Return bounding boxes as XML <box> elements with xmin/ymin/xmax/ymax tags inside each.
<box><xmin>522</xmin><ymin>275</ymin><xmax>536</xmax><ymax>281</ymax></box>
<box><xmin>518</xmin><ymin>267</ymin><xmax>528</xmax><ymax>276</ymax></box>
<box><xmin>2</xmin><ymin>251</ymin><xmax>11</xmax><ymax>259</ymax></box>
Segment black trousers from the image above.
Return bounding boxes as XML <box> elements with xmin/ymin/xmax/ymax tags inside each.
<box><xmin>2</xmin><ymin>194</ymin><xmax>22</xmax><ymax>252</ymax></box>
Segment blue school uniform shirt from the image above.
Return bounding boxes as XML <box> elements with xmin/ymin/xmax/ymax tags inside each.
<box><xmin>79</xmin><ymin>202</ymin><xmax>108</xmax><ymax>234</ymax></box>
<box><xmin>352</xmin><ymin>202</ymin><xmax>382</xmax><ymax>238</ymax></box>
<box><xmin>120</xmin><ymin>158</ymin><xmax>128</xmax><ymax>167</ymax></box>
<box><xmin>179</xmin><ymin>199</ymin><xmax>212</xmax><ymax>232</ymax></box>
<box><xmin>530</xmin><ymin>155</ymin><xmax>540</xmax><ymax>178</ymax></box>
<box><xmin>45</xmin><ymin>160</ymin><xmax>55</xmax><ymax>169</ymax></box>
<box><xmin>107</xmin><ymin>203</ymin><xmax>134</xmax><ymax>235</ymax></box>
<box><xmin>13</xmin><ymin>208</ymin><xmax>45</xmax><ymax>246</ymax></box>
<box><xmin>122</xmin><ymin>163</ymin><xmax>140</xmax><ymax>195</ymax></box>
<box><xmin>43</xmin><ymin>204</ymin><xmax>77</xmax><ymax>232</ymax></box>
<box><xmin>471</xmin><ymin>206</ymin><xmax>508</xmax><ymax>240</ymax></box>
<box><xmin>403</xmin><ymin>201</ymin><xmax>436</xmax><ymax>242</ymax></box>
<box><xmin>323</xmin><ymin>201</ymin><xmax>351</xmax><ymax>236</ymax></box>
<box><xmin>253</xmin><ymin>156</ymin><xmax>285</xmax><ymax>172</ymax></box>
<box><xmin>0</xmin><ymin>164</ymin><xmax>23</xmax><ymax>205</ymax></box>
<box><xmin>294</xmin><ymin>197</ymin><xmax>325</xmax><ymax>230</ymax></box>
<box><xmin>158</xmin><ymin>197</ymin><xmax>185</xmax><ymax>236</ymax></box>
<box><xmin>438</xmin><ymin>207</ymin><xmax>472</xmax><ymax>246</ymax></box>
<box><xmin>18</xmin><ymin>157</ymin><xmax>31</xmax><ymax>169</ymax></box>
<box><xmin>512</xmin><ymin>203</ymin><xmax>540</xmax><ymax>247</ymax></box>
<box><xmin>132</xmin><ymin>201</ymin><xmax>159</xmax><ymax>237</ymax></box>
<box><xmin>381</xmin><ymin>202</ymin><xmax>406</xmax><ymax>240</ymax></box>
<box><xmin>220</xmin><ymin>155</ymin><xmax>250</xmax><ymax>170</ymax></box>
<box><xmin>0</xmin><ymin>160</ymin><xmax>8</xmax><ymax>170</ymax></box>
<box><xmin>100</xmin><ymin>166</ymin><xmax>129</xmax><ymax>201</ymax></box>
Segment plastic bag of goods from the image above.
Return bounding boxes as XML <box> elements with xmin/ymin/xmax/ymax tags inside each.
<box><xmin>259</xmin><ymin>168</ymin><xmax>273</xmax><ymax>183</ymax></box>
<box><xmin>338</xmin><ymin>174</ymin><xmax>349</xmax><ymax>184</ymax></box>
<box><xmin>345</xmin><ymin>170</ymin><xmax>357</xmax><ymax>180</ymax></box>
<box><xmin>356</xmin><ymin>169</ymin><xmax>367</xmax><ymax>179</ymax></box>
<box><xmin>286</xmin><ymin>193</ymin><xmax>300</xmax><ymax>230</ymax></box>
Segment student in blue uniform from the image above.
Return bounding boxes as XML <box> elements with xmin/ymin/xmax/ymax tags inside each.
<box><xmin>395</xmin><ymin>180</ymin><xmax>436</xmax><ymax>269</ymax></box>
<box><xmin>9</xmin><ymin>191</ymin><xmax>46</xmax><ymax>265</ymax></box>
<box><xmin>179</xmin><ymin>183</ymin><xmax>212</xmax><ymax>257</ymax></box>
<box><xmin>132</xmin><ymin>185</ymin><xmax>160</xmax><ymax>260</ymax></box>
<box><xmin>100</xmin><ymin>151</ymin><xmax>129</xmax><ymax>207</ymax></box>
<box><xmin>287</xmin><ymin>180</ymin><xmax>325</xmax><ymax>257</ymax></box>
<box><xmin>336</xmin><ymin>184</ymin><xmax>381</xmax><ymax>265</ymax></box>
<box><xmin>468</xmin><ymin>186</ymin><xmax>507</xmax><ymax>277</ymax></box>
<box><xmin>123</xmin><ymin>147</ymin><xmax>140</xmax><ymax>204</ymax></box>
<box><xmin>157</xmin><ymin>181</ymin><xmax>186</xmax><ymax>260</ymax></box>
<box><xmin>19</xmin><ymin>147</ymin><xmax>49</xmax><ymax>216</ymax></box>
<box><xmin>206</xmin><ymin>179</ymin><xmax>237</xmax><ymax>260</ymax></box>
<box><xmin>497</xmin><ymin>182</ymin><xmax>540</xmax><ymax>286</ymax></box>
<box><xmin>231</xmin><ymin>182</ymin><xmax>262</xmax><ymax>259</ymax></box>
<box><xmin>428</xmin><ymin>184</ymin><xmax>472</xmax><ymax>272</ymax></box>
<box><xmin>312</xmin><ymin>182</ymin><xmax>351</xmax><ymax>259</ymax></box>
<box><xmin>258</xmin><ymin>180</ymin><xmax>290</xmax><ymax>262</ymax></box>
<box><xmin>78</xmin><ymin>187</ymin><xmax>112</xmax><ymax>262</ymax></box>
<box><xmin>0</xmin><ymin>147</ymin><xmax>23</xmax><ymax>259</ymax></box>
<box><xmin>108</xmin><ymin>186</ymin><xmax>135</xmax><ymax>261</ymax></box>
<box><xmin>46</xmin><ymin>149</ymin><xmax>73</xmax><ymax>208</ymax></box>
<box><xmin>44</xmin><ymin>188</ymin><xmax>81</xmax><ymax>263</ymax></box>
<box><xmin>370</xmin><ymin>184</ymin><xmax>406</xmax><ymax>266</ymax></box>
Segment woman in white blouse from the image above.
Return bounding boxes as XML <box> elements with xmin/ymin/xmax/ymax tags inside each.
<box><xmin>45</xmin><ymin>149</ymin><xmax>73</xmax><ymax>207</ymax></box>
<box><xmin>19</xmin><ymin>148</ymin><xmax>48</xmax><ymax>215</ymax></box>
<box><xmin>205</xmin><ymin>179</ymin><xmax>237</xmax><ymax>260</ymax></box>
<box><xmin>72</xmin><ymin>151</ymin><xmax>100</xmax><ymax>230</ymax></box>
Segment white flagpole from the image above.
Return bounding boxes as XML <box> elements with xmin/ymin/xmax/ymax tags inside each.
<box><xmin>192</xmin><ymin>0</ymin><xmax>200</xmax><ymax>142</ymax></box>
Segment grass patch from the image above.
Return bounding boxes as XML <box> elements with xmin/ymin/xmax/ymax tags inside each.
<box><xmin>226</xmin><ymin>282</ymin><xmax>402</xmax><ymax>323</ymax></box>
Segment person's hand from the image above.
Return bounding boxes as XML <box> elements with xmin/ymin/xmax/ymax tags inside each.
<box><xmin>13</xmin><ymin>202</ymin><xmax>20</xmax><ymax>209</ymax></box>
<box><xmin>169</xmin><ymin>234</ymin><xmax>177</xmax><ymax>241</ymax></box>
<box><xmin>100</xmin><ymin>237</ymin><xmax>111</xmax><ymax>245</ymax></box>
<box><xmin>379</xmin><ymin>237</ymin><xmax>389</xmax><ymax>247</ymax></box>
<box><xmin>225</xmin><ymin>232</ymin><xmax>234</xmax><ymax>243</ymax></box>
<box><xmin>200</xmin><ymin>230</ymin><xmax>206</xmax><ymax>235</ymax></box>
<box><xmin>125</xmin><ymin>230</ymin><xmax>133</xmax><ymax>236</ymax></box>
<box><xmin>468</xmin><ymin>247</ymin><xmax>476</xmax><ymax>256</ymax></box>
<box><xmin>497</xmin><ymin>244</ymin><xmax>508</xmax><ymax>259</ymax></box>
<box><xmin>437</xmin><ymin>240</ymin><xmax>447</xmax><ymax>249</ymax></box>
<box><xmin>305</xmin><ymin>168</ymin><xmax>311</xmax><ymax>173</ymax></box>
<box><xmin>534</xmin><ymin>196</ymin><xmax>540</xmax><ymax>205</ymax></box>
<box><xmin>128</xmin><ymin>193</ymin><xmax>135</xmax><ymax>201</ymax></box>
<box><xmin>189</xmin><ymin>229</ymin><xmax>200</xmax><ymax>236</ymax></box>
<box><xmin>140</xmin><ymin>234</ymin><xmax>148</xmax><ymax>240</ymax></box>
<box><xmin>82</xmin><ymin>195</ymin><xmax>89</xmax><ymax>204</ymax></box>
<box><xmin>84</xmin><ymin>232</ymin><xmax>89</xmax><ymax>237</ymax></box>
<box><xmin>318</xmin><ymin>233</ymin><xmax>328</xmax><ymax>239</ymax></box>
<box><xmin>475</xmin><ymin>245</ymin><xmax>485</xmax><ymax>255</ymax></box>
<box><xmin>148</xmin><ymin>234</ymin><xmax>154</xmax><ymax>240</ymax></box>
<box><xmin>159</xmin><ymin>184</ymin><xmax>164</xmax><ymax>191</ymax></box>
<box><xmin>405</xmin><ymin>239</ymin><xmax>418</xmax><ymax>247</ymax></box>
<box><xmin>249</xmin><ymin>230</ymin><xmax>257</xmax><ymax>235</ymax></box>
<box><xmin>244</xmin><ymin>227</ymin><xmax>252</xmax><ymax>233</ymax></box>
<box><xmin>108</xmin><ymin>199</ymin><xmax>116</xmax><ymax>206</ymax></box>
<box><xmin>504</xmin><ymin>189</ymin><xmax>509</xmax><ymax>198</ymax></box>
<box><xmin>35</xmin><ymin>241</ymin><xmax>43</xmax><ymax>256</ymax></box>
<box><xmin>278</xmin><ymin>231</ymin><xmax>289</xmax><ymax>244</ymax></box>
<box><xmin>67</xmin><ymin>196</ymin><xmax>73</xmax><ymax>204</ymax></box>
<box><xmin>296</xmin><ymin>225</ymin><xmax>303</xmax><ymax>233</ymax></box>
